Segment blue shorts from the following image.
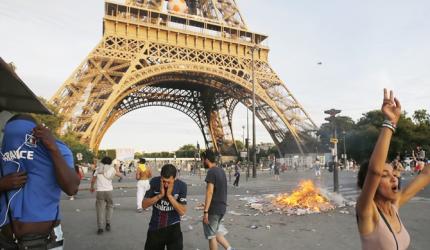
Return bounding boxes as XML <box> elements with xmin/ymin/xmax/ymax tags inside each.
<box><xmin>203</xmin><ymin>214</ymin><xmax>228</xmax><ymax>239</ymax></box>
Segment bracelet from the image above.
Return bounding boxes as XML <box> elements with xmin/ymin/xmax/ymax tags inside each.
<box><xmin>382</xmin><ymin>120</ymin><xmax>396</xmax><ymax>133</ymax></box>
<box><xmin>203</xmin><ymin>211</ymin><xmax>208</xmax><ymax>213</ymax></box>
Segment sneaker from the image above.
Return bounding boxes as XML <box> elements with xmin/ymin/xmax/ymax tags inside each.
<box><xmin>97</xmin><ymin>229</ymin><xmax>103</xmax><ymax>235</ymax></box>
<box><xmin>69</xmin><ymin>196</ymin><xmax>74</xmax><ymax>200</ymax></box>
<box><xmin>137</xmin><ymin>209</ymin><xmax>143</xmax><ymax>213</ymax></box>
<box><xmin>105</xmin><ymin>223</ymin><xmax>111</xmax><ymax>232</ymax></box>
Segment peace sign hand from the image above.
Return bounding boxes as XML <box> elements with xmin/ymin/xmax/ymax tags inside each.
<box><xmin>381</xmin><ymin>88</ymin><xmax>401</xmax><ymax>125</ymax></box>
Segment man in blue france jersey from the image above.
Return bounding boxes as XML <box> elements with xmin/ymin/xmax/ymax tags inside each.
<box><xmin>0</xmin><ymin>115</ymin><xmax>80</xmax><ymax>249</ymax></box>
<box><xmin>142</xmin><ymin>164</ymin><xmax>187</xmax><ymax>250</ymax></box>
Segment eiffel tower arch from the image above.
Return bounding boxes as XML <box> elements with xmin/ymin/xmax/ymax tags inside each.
<box><xmin>51</xmin><ymin>0</ymin><xmax>317</xmax><ymax>155</ymax></box>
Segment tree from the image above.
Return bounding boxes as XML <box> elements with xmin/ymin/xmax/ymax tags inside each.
<box><xmin>413</xmin><ymin>109</ymin><xmax>430</xmax><ymax>126</ymax></box>
<box><xmin>317</xmin><ymin>115</ymin><xmax>355</xmax><ymax>153</ymax></box>
<box><xmin>30</xmin><ymin>97</ymin><xmax>94</xmax><ymax>163</ymax></box>
<box><xmin>235</xmin><ymin>140</ymin><xmax>245</xmax><ymax>151</ymax></box>
<box><xmin>176</xmin><ymin>144</ymin><xmax>197</xmax><ymax>158</ymax></box>
<box><xmin>98</xmin><ymin>149</ymin><xmax>116</xmax><ymax>159</ymax></box>
<box><xmin>31</xmin><ymin>97</ymin><xmax>63</xmax><ymax>136</ymax></box>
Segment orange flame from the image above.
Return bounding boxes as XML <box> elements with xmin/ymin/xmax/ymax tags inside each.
<box><xmin>272</xmin><ymin>180</ymin><xmax>333</xmax><ymax>212</ymax></box>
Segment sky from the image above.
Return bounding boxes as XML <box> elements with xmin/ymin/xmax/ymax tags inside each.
<box><xmin>1</xmin><ymin>0</ymin><xmax>429</xmax><ymax>152</ymax></box>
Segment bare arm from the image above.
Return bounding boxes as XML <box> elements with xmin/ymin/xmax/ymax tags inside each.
<box><xmin>33</xmin><ymin>125</ymin><xmax>80</xmax><ymax>196</ymax></box>
<box><xmin>114</xmin><ymin>166</ymin><xmax>123</xmax><ymax>177</ymax></box>
<box><xmin>398</xmin><ymin>164</ymin><xmax>430</xmax><ymax>206</ymax></box>
<box><xmin>356</xmin><ymin>128</ymin><xmax>394</xmax><ymax>217</ymax></box>
<box><xmin>0</xmin><ymin>173</ymin><xmax>27</xmax><ymax>192</ymax></box>
<box><xmin>90</xmin><ymin>175</ymin><xmax>96</xmax><ymax>193</ymax></box>
<box><xmin>167</xmin><ymin>194</ymin><xmax>187</xmax><ymax>216</ymax></box>
<box><xmin>204</xmin><ymin>183</ymin><xmax>214</xmax><ymax>212</ymax></box>
<box><xmin>142</xmin><ymin>193</ymin><xmax>163</xmax><ymax>209</ymax></box>
<box><xmin>136</xmin><ymin>168</ymin><xmax>141</xmax><ymax>180</ymax></box>
<box><xmin>356</xmin><ymin>89</ymin><xmax>401</xmax><ymax>234</ymax></box>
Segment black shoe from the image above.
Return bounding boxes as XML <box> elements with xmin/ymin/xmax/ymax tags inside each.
<box><xmin>106</xmin><ymin>223</ymin><xmax>111</xmax><ymax>231</ymax></box>
<box><xmin>97</xmin><ymin>229</ymin><xmax>104</xmax><ymax>235</ymax></box>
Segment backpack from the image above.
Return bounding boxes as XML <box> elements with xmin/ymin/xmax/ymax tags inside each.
<box><xmin>97</xmin><ymin>163</ymin><xmax>116</xmax><ymax>180</ymax></box>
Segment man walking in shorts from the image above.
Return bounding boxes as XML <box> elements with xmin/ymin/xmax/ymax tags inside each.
<box><xmin>201</xmin><ymin>150</ymin><xmax>236</xmax><ymax>250</ymax></box>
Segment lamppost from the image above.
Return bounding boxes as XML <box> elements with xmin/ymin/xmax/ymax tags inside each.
<box><xmin>250</xmin><ymin>44</ymin><xmax>260</xmax><ymax>178</ymax></box>
<box><xmin>246</xmin><ymin>96</ymin><xmax>250</xmax><ymax>181</ymax></box>
<box><xmin>324</xmin><ymin>109</ymin><xmax>341</xmax><ymax>193</ymax></box>
<box><xmin>196</xmin><ymin>141</ymin><xmax>200</xmax><ymax>178</ymax></box>
<box><xmin>342</xmin><ymin>130</ymin><xmax>347</xmax><ymax>167</ymax></box>
<box><xmin>242</xmin><ymin>125</ymin><xmax>245</xmax><ymax>146</ymax></box>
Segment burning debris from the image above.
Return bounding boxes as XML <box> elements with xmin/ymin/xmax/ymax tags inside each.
<box><xmin>238</xmin><ymin>180</ymin><xmax>354</xmax><ymax>216</ymax></box>
<box><xmin>272</xmin><ymin>180</ymin><xmax>334</xmax><ymax>213</ymax></box>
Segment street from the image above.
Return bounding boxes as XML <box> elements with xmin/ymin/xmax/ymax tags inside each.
<box><xmin>61</xmin><ymin>169</ymin><xmax>430</xmax><ymax>250</ymax></box>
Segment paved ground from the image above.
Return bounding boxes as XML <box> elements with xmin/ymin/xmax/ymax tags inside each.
<box><xmin>60</xmin><ymin>169</ymin><xmax>430</xmax><ymax>250</ymax></box>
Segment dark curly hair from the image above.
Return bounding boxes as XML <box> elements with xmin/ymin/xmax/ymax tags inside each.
<box><xmin>161</xmin><ymin>164</ymin><xmax>177</xmax><ymax>179</ymax></box>
<box><xmin>357</xmin><ymin>160</ymin><xmax>369</xmax><ymax>189</ymax></box>
<box><xmin>357</xmin><ymin>160</ymin><xmax>393</xmax><ymax>189</ymax></box>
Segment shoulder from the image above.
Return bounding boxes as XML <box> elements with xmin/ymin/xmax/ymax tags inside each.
<box><xmin>150</xmin><ymin>176</ymin><xmax>161</xmax><ymax>185</ymax></box>
<box><xmin>175</xmin><ymin>179</ymin><xmax>187</xmax><ymax>189</ymax></box>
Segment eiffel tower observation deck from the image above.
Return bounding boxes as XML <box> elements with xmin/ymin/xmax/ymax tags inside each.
<box><xmin>51</xmin><ymin>0</ymin><xmax>317</xmax><ymax>155</ymax></box>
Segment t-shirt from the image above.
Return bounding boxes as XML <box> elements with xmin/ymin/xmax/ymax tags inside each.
<box><xmin>144</xmin><ymin>177</ymin><xmax>187</xmax><ymax>231</ymax></box>
<box><xmin>0</xmin><ymin>119</ymin><xmax>74</xmax><ymax>224</ymax></box>
<box><xmin>93</xmin><ymin>163</ymin><xmax>115</xmax><ymax>191</ymax></box>
<box><xmin>205</xmin><ymin>166</ymin><xmax>227</xmax><ymax>215</ymax></box>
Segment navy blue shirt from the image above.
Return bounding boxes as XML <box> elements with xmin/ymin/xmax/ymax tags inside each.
<box><xmin>205</xmin><ymin>167</ymin><xmax>227</xmax><ymax>215</ymax></box>
<box><xmin>144</xmin><ymin>177</ymin><xmax>187</xmax><ymax>231</ymax></box>
<box><xmin>0</xmin><ymin>119</ymin><xmax>74</xmax><ymax>224</ymax></box>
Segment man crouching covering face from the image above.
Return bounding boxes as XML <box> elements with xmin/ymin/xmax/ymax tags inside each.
<box><xmin>0</xmin><ymin>114</ymin><xmax>79</xmax><ymax>250</ymax></box>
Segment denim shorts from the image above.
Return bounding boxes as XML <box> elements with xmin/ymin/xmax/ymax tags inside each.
<box><xmin>203</xmin><ymin>214</ymin><xmax>228</xmax><ymax>239</ymax></box>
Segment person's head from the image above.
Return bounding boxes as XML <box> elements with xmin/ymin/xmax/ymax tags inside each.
<box><xmin>357</xmin><ymin>161</ymin><xmax>399</xmax><ymax>201</ymax></box>
<box><xmin>2</xmin><ymin>114</ymin><xmax>38</xmax><ymax>150</ymax></box>
<box><xmin>201</xmin><ymin>149</ymin><xmax>216</xmax><ymax>169</ymax></box>
<box><xmin>7</xmin><ymin>114</ymin><xmax>37</xmax><ymax>124</ymax></box>
<box><xmin>160</xmin><ymin>164</ymin><xmax>177</xmax><ymax>188</ymax></box>
<box><xmin>101</xmin><ymin>156</ymin><xmax>113</xmax><ymax>165</ymax></box>
<box><xmin>139</xmin><ymin>158</ymin><xmax>146</xmax><ymax>164</ymax></box>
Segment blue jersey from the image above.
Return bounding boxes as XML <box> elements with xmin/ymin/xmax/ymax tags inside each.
<box><xmin>0</xmin><ymin>119</ymin><xmax>74</xmax><ymax>224</ymax></box>
<box><xmin>144</xmin><ymin>177</ymin><xmax>187</xmax><ymax>231</ymax></box>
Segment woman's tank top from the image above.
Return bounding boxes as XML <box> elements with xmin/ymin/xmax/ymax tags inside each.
<box><xmin>360</xmin><ymin>204</ymin><xmax>410</xmax><ymax>250</ymax></box>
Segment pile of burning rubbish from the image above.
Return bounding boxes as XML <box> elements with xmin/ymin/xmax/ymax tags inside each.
<box><xmin>239</xmin><ymin>180</ymin><xmax>355</xmax><ymax>216</ymax></box>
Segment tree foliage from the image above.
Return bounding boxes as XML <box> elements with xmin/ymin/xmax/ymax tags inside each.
<box><xmin>318</xmin><ymin>109</ymin><xmax>430</xmax><ymax>164</ymax></box>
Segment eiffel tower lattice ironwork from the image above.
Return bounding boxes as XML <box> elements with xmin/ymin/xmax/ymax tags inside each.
<box><xmin>51</xmin><ymin>0</ymin><xmax>317</xmax><ymax>155</ymax></box>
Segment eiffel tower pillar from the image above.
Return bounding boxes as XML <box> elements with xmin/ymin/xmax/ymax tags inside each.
<box><xmin>51</xmin><ymin>1</ymin><xmax>317</xmax><ymax>156</ymax></box>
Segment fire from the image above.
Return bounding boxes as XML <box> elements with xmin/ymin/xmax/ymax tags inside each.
<box><xmin>272</xmin><ymin>180</ymin><xmax>334</xmax><ymax>213</ymax></box>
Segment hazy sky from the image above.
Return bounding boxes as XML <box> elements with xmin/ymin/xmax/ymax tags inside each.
<box><xmin>1</xmin><ymin>0</ymin><xmax>429</xmax><ymax>152</ymax></box>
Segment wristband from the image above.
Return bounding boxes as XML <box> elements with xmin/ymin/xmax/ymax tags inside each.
<box><xmin>203</xmin><ymin>211</ymin><xmax>208</xmax><ymax>213</ymax></box>
<box><xmin>382</xmin><ymin>120</ymin><xmax>396</xmax><ymax>133</ymax></box>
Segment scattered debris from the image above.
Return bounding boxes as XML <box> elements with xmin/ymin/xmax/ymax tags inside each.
<box><xmin>228</xmin><ymin>211</ymin><xmax>243</xmax><ymax>216</ymax></box>
<box><xmin>194</xmin><ymin>203</ymin><xmax>205</xmax><ymax>210</ymax></box>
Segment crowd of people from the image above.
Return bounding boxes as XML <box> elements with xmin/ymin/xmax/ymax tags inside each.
<box><xmin>1</xmin><ymin>89</ymin><xmax>429</xmax><ymax>250</ymax></box>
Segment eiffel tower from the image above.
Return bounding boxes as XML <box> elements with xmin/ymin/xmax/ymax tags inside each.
<box><xmin>51</xmin><ymin>0</ymin><xmax>317</xmax><ymax>156</ymax></box>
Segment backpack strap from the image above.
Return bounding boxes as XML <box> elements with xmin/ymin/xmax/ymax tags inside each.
<box><xmin>377</xmin><ymin>206</ymin><xmax>399</xmax><ymax>250</ymax></box>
